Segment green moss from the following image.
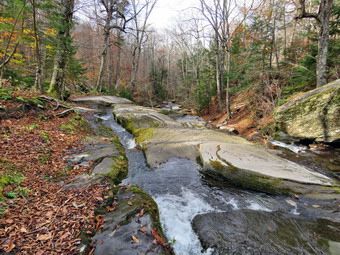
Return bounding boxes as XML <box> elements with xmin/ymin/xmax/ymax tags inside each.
<box><xmin>275</xmin><ymin>87</ymin><xmax>339</xmax><ymax>121</ymax></box>
<box><xmin>96</xmin><ymin>125</ymin><xmax>115</xmax><ymax>137</ymax></box>
<box><xmin>133</xmin><ymin>128</ymin><xmax>155</xmax><ymax>145</ymax></box>
<box><xmin>106</xmin><ymin>155</ymin><xmax>128</xmax><ymax>184</ymax></box>
<box><xmin>160</xmin><ymin>110</ymin><xmax>171</xmax><ymax>115</ymax></box>
<box><xmin>206</xmin><ymin>161</ymin><xmax>293</xmax><ymax>195</ymax></box>
<box><xmin>210</xmin><ymin>160</ymin><xmax>225</xmax><ymax>171</ymax></box>
<box><xmin>0</xmin><ymin>172</ymin><xmax>25</xmax><ymax>200</ymax></box>
<box><xmin>111</xmin><ymin>134</ymin><xmax>125</xmax><ymax>155</ymax></box>
<box><xmin>79</xmin><ymin>228</ymin><xmax>95</xmax><ymax>245</ymax></box>
<box><xmin>128</xmin><ymin>186</ymin><xmax>164</xmax><ymax>236</ymax></box>
<box><xmin>117</xmin><ymin>116</ymin><xmax>135</xmax><ymax>133</ymax></box>
<box><xmin>59</xmin><ymin>116</ymin><xmax>91</xmax><ymax>134</ymax></box>
<box><xmin>38</xmin><ymin>152</ymin><xmax>51</xmax><ymax>164</ymax></box>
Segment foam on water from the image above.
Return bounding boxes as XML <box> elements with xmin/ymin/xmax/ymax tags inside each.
<box><xmin>268</xmin><ymin>139</ymin><xmax>307</xmax><ymax>154</ymax></box>
<box><xmin>247</xmin><ymin>201</ymin><xmax>272</xmax><ymax>212</ymax></box>
<box><xmin>154</xmin><ymin>188</ymin><xmax>215</xmax><ymax>255</ymax></box>
<box><xmin>126</xmin><ymin>138</ymin><xmax>136</xmax><ymax>149</ymax></box>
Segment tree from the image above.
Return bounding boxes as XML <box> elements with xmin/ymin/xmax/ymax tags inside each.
<box><xmin>95</xmin><ymin>0</ymin><xmax>130</xmax><ymax>92</ymax></box>
<box><xmin>48</xmin><ymin>0</ymin><xmax>75</xmax><ymax>98</ymax></box>
<box><xmin>129</xmin><ymin>0</ymin><xmax>157</xmax><ymax>90</ymax></box>
<box><xmin>0</xmin><ymin>0</ymin><xmax>27</xmax><ymax>79</ymax></box>
<box><xmin>296</xmin><ymin>0</ymin><xmax>334</xmax><ymax>87</ymax></box>
<box><xmin>29</xmin><ymin>0</ymin><xmax>44</xmax><ymax>93</ymax></box>
<box><xmin>198</xmin><ymin>0</ymin><xmax>257</xmax><ymax>118</ymax></box>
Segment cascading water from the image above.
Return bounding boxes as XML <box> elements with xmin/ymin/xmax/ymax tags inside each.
<box><xmin>94</xmin><ymin>110</ymin><xmax>278</xmax><ymax>255</ymax></box>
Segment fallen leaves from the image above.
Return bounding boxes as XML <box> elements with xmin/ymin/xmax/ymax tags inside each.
<box><xmin>0</xmin><ymin>98</ymin><xmax>108</xmax><ymax>254</ymax></box>
<box><xmin>4</xmin><ymin>243</ymin><xmax>15</xmax><ymax>252</ymax></box>
<box><xmin>37</xmin><ymin>234</ymin><xmax>52</xmax><ymax>241</ymax></box>
<box><xmin>131</xmin><ymin>235</ymin><xmax>140</xmax><ymax>243</ymax></box>
<box><xmin>286</xmin><ymin>199</ymin><xmax>297</xmax><ymax>207</ymax></box>
<box><xmin>151</xmin><ymin>229</ymin><xmax>167</xmax><ymax>247</ymax></box>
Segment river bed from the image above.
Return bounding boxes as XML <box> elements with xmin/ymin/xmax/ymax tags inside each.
<box><xmin>91</xmin><ymin>109</ymin><xmax>340</xmax><ymax>255</ymax></box>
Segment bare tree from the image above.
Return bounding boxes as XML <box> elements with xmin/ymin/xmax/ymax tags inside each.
<box><xmin>295</xmin><ymin>0</ymin><xmax>334</xmax><ymax>87</ymax></box>
<box><xmin>198</xmin><ymin>0</ymin><xmax>257</xmax><ymax>118</ymax></box>
<box><xmin>129</xmin><ymin>0</ymin><xmax>157</xmax><ymax>90</ymax></box>
<box><xmin>95</xmin><ymin>0</ymin><xmax>130</xmax><ymax>92</ymax></box>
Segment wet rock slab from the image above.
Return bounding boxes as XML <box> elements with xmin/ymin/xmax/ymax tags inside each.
<box><xmin>192</xmin><ymin>210</ymin><xmax>340</xmax><ymax>255</ymax></box>
<box><xmin>73</xmin><ymin>96</ymin><xmax>132</xmax><ymax>106</ymax></box>
<box><xmin>93</xmin><ymin>187</ymin><xmax>173</xmax><ymax>255</ymax></box>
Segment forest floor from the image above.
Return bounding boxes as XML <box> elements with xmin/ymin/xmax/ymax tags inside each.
<box><xmin>0</xmin><ymin>91</ymin><xmax>110</xmax><ymax>254</ymax></box>
<box><xmin>201</xmin><ymin>90</ymin><xmax>274</xmax><ymax>142</ymax></box>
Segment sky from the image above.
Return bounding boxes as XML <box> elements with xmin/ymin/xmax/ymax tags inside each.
<box><xmin>148</xmin><ymin>0</ymin><xmax>198</xmax><ymax>31</ymax></box>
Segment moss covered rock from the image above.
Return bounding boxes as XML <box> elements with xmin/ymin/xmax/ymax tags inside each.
<box><xmin>274</xmin><ymin>79</ymin><xmax>340</xmax><ymax>143</ymax></box>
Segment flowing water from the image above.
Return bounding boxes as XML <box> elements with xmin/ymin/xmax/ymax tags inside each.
<box><xmin>92</xmin><ymin>110</ymin><xmax>340</xmax><ymax>255</ymax></box>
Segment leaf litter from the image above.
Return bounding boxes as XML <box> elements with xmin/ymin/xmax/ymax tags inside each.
<box><xmin>0</xmin><ymin>96</ymin><xmax>110</xmax><ymax>254</ymax></box>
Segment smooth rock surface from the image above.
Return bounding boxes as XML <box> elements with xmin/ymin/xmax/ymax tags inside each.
<box><xmin>69</xmin><ymin>147</ymin><xmax>119</xmax><ymax>163</ymax></box>
<box><xmin>75</xmin><ymin>96</ymin><xmax>338</xmax><ymax>195</ymax></box>
<box><xmin>73</xmin><ymin>96</ymin><xmax>132</xmax><ymax>105</ymax></box>
<box><xmin>199</xmin><ymin>142</ymin><xmax>333</xmax><ymax>186</ymax></box>
<box><xmin>113</xmin><ymin>104</ymin><xmax>182</xmax><ymax>130</ymax></box>
<box><xmin>92</xmin><ymin>157</ymin><xmax>115</xmax><ymax>174</ymax></box>
<box><xmin>192</xmin><ymin>210</ymin><xmax>340</xmax><ymax>255</ymax></box>
<box><xmin>274</xmin><ymin>79</ymin><xmax>340</xmax><ymax>143</ymax></box>
<box><xmin>93</xmin><ymin>188</ymin><xmax>172</xmax><ymax>255</ymax></box>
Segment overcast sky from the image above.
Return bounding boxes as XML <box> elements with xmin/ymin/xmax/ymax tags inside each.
<box><xmin>148</xmin><ymin>0</ymin><xmax>198</xmax><ymax>31</ymax></box>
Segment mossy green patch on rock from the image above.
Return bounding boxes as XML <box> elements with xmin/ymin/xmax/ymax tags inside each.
<box><xmin>106</xmin><ymin>155</ymin><xmax>128</xmax><ymax>184</ymax></box>
<box><xmin>125</xmin><ymin>186</ymin><xmax>166</xmax><ymax>240</ymax></box>
<box><xmin>59</xmin><ymin>116</ymin><xmax>92</xmax><ymax>134</ymax></box>
<box><xmin>274</xmin><ymin>79</ymin><xmax>340</xmax><ymax>142</ymax></box>
<box><xmin>133</xmin><ymin>128</ymin><xmax>155</xmax><ymax>145</ymax></box>
<box><xmin>204</xmin><ymin>161</ymin><xmax>294</xmax><ymax>195</ymax></box>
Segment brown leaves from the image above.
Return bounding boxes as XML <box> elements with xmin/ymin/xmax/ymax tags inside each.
<box><xmin>151</xmin><ymin>229</ymin><xmax>167</xmax><ymax>247</ymax></box>
<box><xmin>131</xmin><ymin>235</ymin><xmax>140</xmax><ymax>243</ymax></box>
<box><xmin>0</xmin><ymin>101</ymin><xmax>108</xmax><ymax>254</ymax></box>
<box><xmin>37</xmin><ymin>234</ymin><xmax>52</xmax><ymax>241</ymax></box>
<box><xmin>3</xmin><ymin>243</ymin><xmax>15</xmax><ymax>252</ymax></box>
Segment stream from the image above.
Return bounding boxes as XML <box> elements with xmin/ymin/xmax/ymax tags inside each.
<box><xmin>92</xmin><ymin>109</ymin><xmax>340</xmax><ymax>255</ymax></box>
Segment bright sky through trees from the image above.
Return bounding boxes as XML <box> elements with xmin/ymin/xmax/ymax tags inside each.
<box><xmin>148</xmin><ymin>0</ymin><xmax>198</xmax><ymax>30</ymax></box>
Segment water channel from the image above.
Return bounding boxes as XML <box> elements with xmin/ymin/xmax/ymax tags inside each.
<box><xmin>92</xmin><ymin>109</ymin><xmax>340</xmax><ymax>255</ymax></box>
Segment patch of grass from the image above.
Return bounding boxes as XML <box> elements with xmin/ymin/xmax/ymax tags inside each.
<box><xmin>0</xmin><ymin>172</ymin><xmax>25</xmax><ymax>200</ymax></box>
<box><xmin>40</xmin><ymin>131</ymin><xmax>50</xmax><ymax>142</ymax></box>
<box><xmin>14</xmin><ymin>186</ymin><xmax>32</xmax><ymax>197</ymax></box>
<box><xmin>38</xmin><ymin>152</ymin><xmax>51</xmax><ymax>164</ymax></box>
<box><xmin>27</xmin><ymin>123</ymin><xmax>39</xmax><ymax>131</ymax></box>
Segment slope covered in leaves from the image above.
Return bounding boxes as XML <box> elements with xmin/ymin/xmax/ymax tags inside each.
<box><xmin>0</xmin><ymin>93</ymin><xmax>109</xmax><ymax>254</ymax></box>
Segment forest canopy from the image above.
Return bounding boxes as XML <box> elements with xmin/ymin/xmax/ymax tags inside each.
<box><xmin>0</xmin><ymin>0</ymin><xmax>339</xmax><ymax>115</ymax></box>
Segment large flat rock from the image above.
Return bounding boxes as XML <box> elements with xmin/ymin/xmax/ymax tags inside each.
<box><xmin>73</xmin><ymin>96</ymin><xmax>132</xmax><ymax>105</ymax></box>
<box><xmin>75</xmin><ymin>96</ymin><xmax>338</xmax><ymax>195</ymax></box>
<box><xmin>113</xmin><ymin>104</ymin><xmax>182</xmax><ymax>130</ymax></box>
<box><xmin>199</xmin><ymin>142</ymin><xmax>333</xmax><ymax>186</ymax></box>
<box><xmin>192</xmin><ymin>210</ymin><xmax>340</xmax><ymax>255</ymax></box>
<box><xmin>132</xmin><ymin>127</ymin><xmax>334</xmax><ymax>188</ymax></box>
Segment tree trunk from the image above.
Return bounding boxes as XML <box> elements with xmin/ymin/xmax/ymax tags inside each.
<box><xmin>31</xmin><ymin>0</ymin><xmax>44</xmax><ymax>93</ymax></box>
<box><xmin>96</xmin><ymin>30</ymin><xmax>110</xmax><ymax>92</ymax></box>
<box><xmin>316</xmin><ymin>0</ymin><xmax>333</xmax><ymax>87</ymax></box>
<box><xmin>296</xmin><ymin>0</ymin><xmax>333</xmax><ymax>87</ymax></box>
<box><xmin>48</xmin><ymin>0</ymin><xmax>75</xmax><ymax>99</ymax></box>
<box><xmin>225</xmin><ymin>50</ymin><xmax>231</xmax><ymax>119</ymax></box>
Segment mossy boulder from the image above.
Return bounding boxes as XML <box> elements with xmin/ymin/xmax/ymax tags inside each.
<box><xmin>113</xmin><ymin>104</ymin><xmax>182</xmax><ymax>133</ymax></box>
<box><xmin>93</xmin><ymin>186</ymin><xmax>173</xmax><ymax>255</ymax></box>
<box><xmin>274</xmin><ymin>79</ymin><xmax>340</xmax><ymax>143</ymax></box>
